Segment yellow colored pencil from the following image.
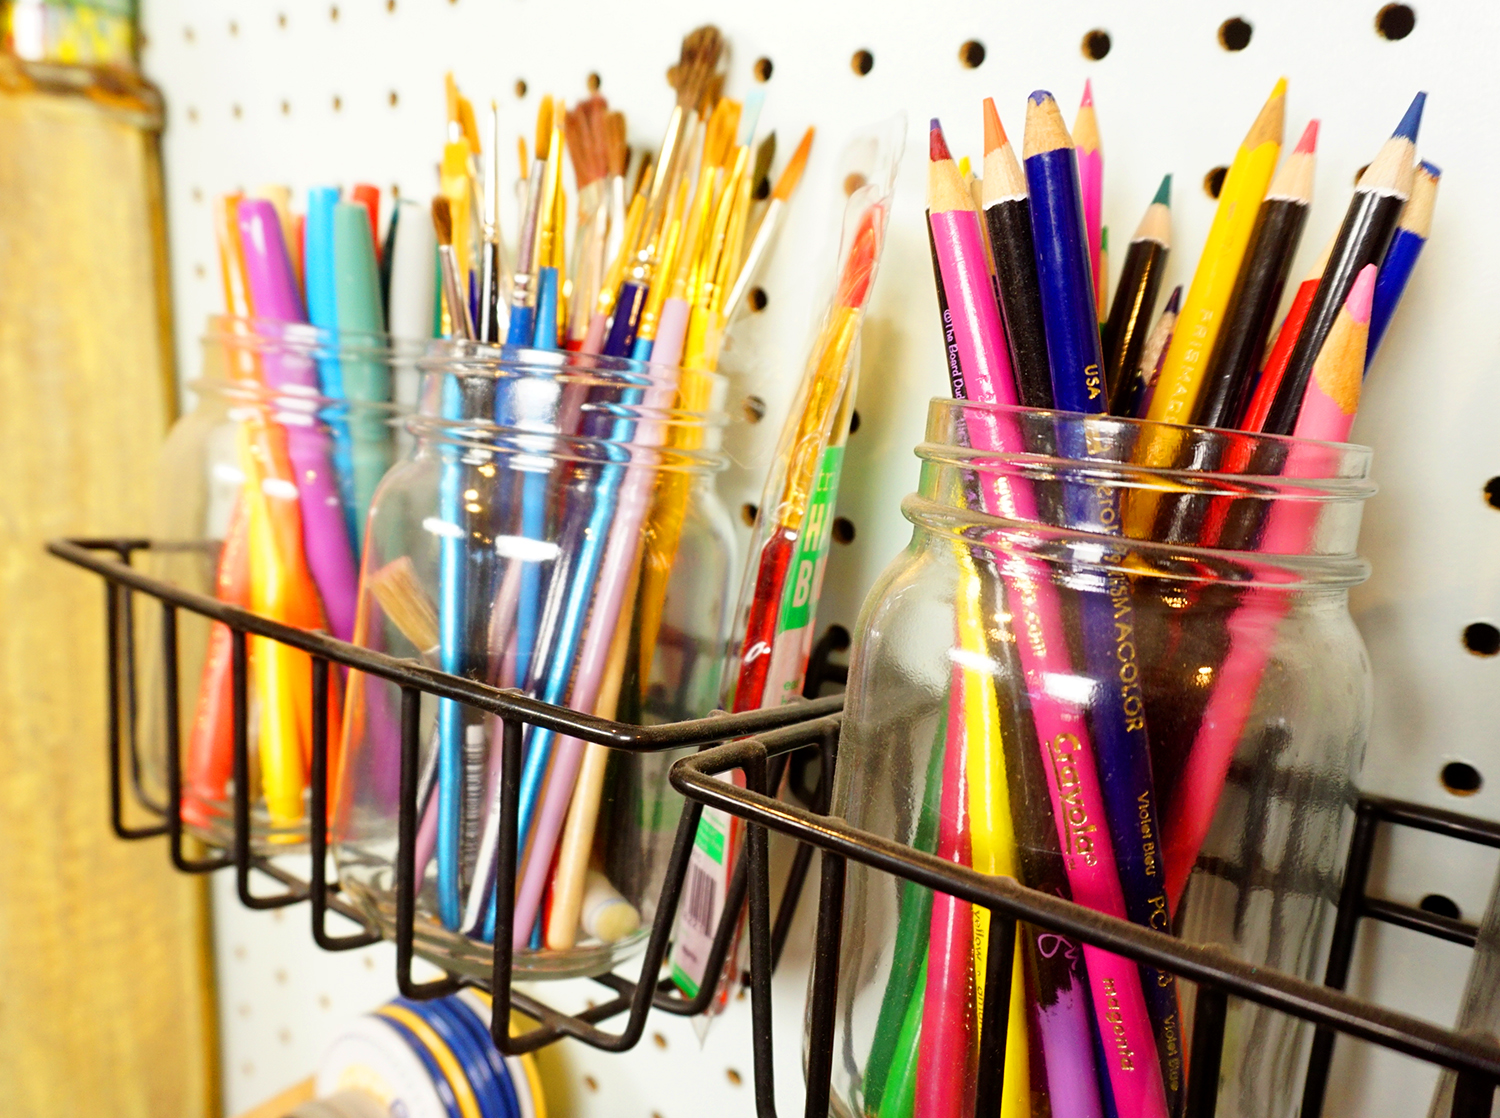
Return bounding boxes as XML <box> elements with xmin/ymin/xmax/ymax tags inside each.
<box><xmin>954</xmin><ymin>543</ymin><xmax>1029</xmax><ymax>1118</ymax></box>
<box><xmin>1130</xmin><ymin>77</ymin><xmax>1285</xmax><ymax>534</ymax></box>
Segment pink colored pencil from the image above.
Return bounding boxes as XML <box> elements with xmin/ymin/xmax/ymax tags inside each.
<box><xmin>916</xmin><ymin>667</ymin><xmax>976</xmax><ymax>1118</ymax></box>
<box><xmin>930</xmin><ymin>120</ymin><xmax>1169</xmax><ymax>1118</ymax></box>
<box><xmin>1074</xmin><ymin>81</ymin><xmax>1105</xmax><ymax>313</ymax></box>
<box><xmin>1164</xmin><ymin>265</ymin><xmax>1375</xmax><ymax>907</ymax></box>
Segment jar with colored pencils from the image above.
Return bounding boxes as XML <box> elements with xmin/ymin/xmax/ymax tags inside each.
<box><xmin>332</xmin><ymin>345</ymin><xmax>734</xmax><ymax>980</ymax></box>
<box><xmin>820</xmin><ymin>399</ymin><xmax>1373</xmax><ymax>1118</ymax></box>
<box><xmin>141</xmin><ymin>315</ymin><xmax>417</xmax><ymax>849</ymax></box>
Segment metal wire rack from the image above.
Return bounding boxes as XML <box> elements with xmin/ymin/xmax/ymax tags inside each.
<box><xmin>49</xmin><ymin>536</ymin><xmax>1500</xmax><ymax>1117</ymax></box>
<box><xmin>48</xmin><ymin>537</ymin><xmax>842</xmax><ymax>1058</ymax></box>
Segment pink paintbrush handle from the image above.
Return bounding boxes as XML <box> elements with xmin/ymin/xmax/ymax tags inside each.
<box><xmin>509</xmin><ymin>369</ymin><xmax>680</xmax><ymax>946</ymax></box>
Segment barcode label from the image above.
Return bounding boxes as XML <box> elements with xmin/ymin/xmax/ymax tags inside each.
<box><xmin>683</xmin><ymin>863</ymin><xmax>719</xmax><ymax>934</ymax></box>
<box><xmin>670</xmin><ymin>805</ymin><xmax>734</xmax><ymax>998</ymax></box>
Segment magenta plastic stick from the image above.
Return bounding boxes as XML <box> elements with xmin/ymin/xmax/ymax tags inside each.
<box><xmin>237</xmin><ymin>199</ymin><xmax>359</xmax><ymax>642</ymax></box>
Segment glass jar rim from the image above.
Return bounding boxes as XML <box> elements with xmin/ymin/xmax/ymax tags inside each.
<box><xmin>416</xmin><ymin>337</ymin><xmax>726</xmax><ymax>391</ymax></box>
<box><xmin>903</xmin><ymin>493</ymin><xmax>1372</xmax><ymax>589</ymax></box>
<box><xmin>186</xmin><ymin>375</ymin><xmax>408</xmax><ymax>417</ymax></box>
<box><xmin>203</xmin><ymin>314</ymin><xmax>424</xmax><ymax>361</ymax></box>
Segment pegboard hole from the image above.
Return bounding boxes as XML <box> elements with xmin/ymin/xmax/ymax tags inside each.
<box><xmin>1376</xmin><ymin>3</ymin><xmax>1416</xmax><ymax>40</ymax></box>
<box><xmin>1483</xmin><ymin>477</ymin><xmax>1500</xmax><ymax>509</ymax></box>
<box><xmin>844</xmin><ymin>171</ymin><xmax>868</xmax><ymax>197</ymax></box>
<box><xmin>748</xmin><ymin>287</ymin><xmax>769</xmax><ymax>312</ymax></box>
<box><xmin>1464</xmin><ymin>622</ymin><xmax>1500</xmax><ymax>656</ymax></box>
<box><xmin>587</xmin><ymin>72</ymin><xmax>601</xmax><ymax>93</ymax></box>
<box><xmin>652</xmin><ymin>1031</ymin><xmax>667</xmax><ymax>1049</ymax></box>
<box><xmin>743</xmin><ymin>395</ymin><xmax>767</xmax><ymax>424</ymax></box>
<box><xmin>186</xmin><ymin>106</ymin><xmax>198</xmax><ymax>123</ymax></box>
<box><xmin>827</xmin><ymin>624</ymin><xmax>852</xmax><ymax>651</ymax></box>
<box><xmin>1419</xmin><ymin>894</ymin><xmax>1461</xmax><ymax>919</ymax></box>
<box><xmin>191</xmin><ymin>186</ymin><xmax>202</xmax><ymax>202</ymax></box>
<box><xmin>329</xmin><ymin>4</ymin><xmax>339</xmax><ymax>21</ymax></box>
<box><xmin>1442</xmin><ymin>761</ymin><xmax>1483</xmax><ymax>796</ymax></box>
<box><xmin>228</xmin><ymin>20</ymin><xmax>238</xmax><ymax>36</ymax></box>
<box><xmin>726</xmin><ymin>1068</ymin><xmax>744</xmax><ymax>1086</ymax></box>
<box><xmin>753</xmin><ymin>56</ymin><xmax>773</xmax><ymax>82</ymax></box>
<box><xmin>387</xmin><ymin>0</ymin><xmax>396</xmax><ymax>11</ymax></box>
<box><xmin>832</xmin><ymin>517</ymin><xmax>856</xmax><ymax>545</ymax></box>
<box><xmin>388</xmin><ymin>90</ymin><xmax>399</xmax><ymax>108</ymax></box>
<box><xmin>851</xmin><ymin>49</ymin><xmax>874</xmax><ymax>76</ymax></box>
<box><xmin>232</xmin><ymin>103</ymin><xmax>243</xmax><ymax>119</ymax></box>
<box><xmin>1081</xmin><ymin>29</ymin><xmax>1112</xmax><ymax>60</ymax></box>
<box><xmin>280</xmin><ymin>99</ymin><xmax>291</xmax><ymax>115</ymax></box>
<box><xmin>849</xmin><ymin>409</ymin><xmax>862</xmax><ymax>434</ymax></box>
<box><xmin>1203</xmin><ymin>166</ymin><xmax>1229</xmax><ymax>199</ymax></box>
<box><xmin>741</xmin><ymin>503</ymin><xmax>759</xmax><ymax>527</ymax></box>
<box><xmin>958</xmin><ymin>40</ymin><xmax>986</xmax><ymax>68</ymax></box>
<box><xmin>514</xmin><ymin>79</ymin><xmax>528</xmax><ymax>98</ymax></box>
<box><xmin>193</xmin><ymin>263</ymin><xmax>205</xmax><ymax>279</ymax></box>
<box><xmin>183</xmin><ymin>25</ymin><xmax>194</xmax><ymax>42</ymax></box>
<box><xmin>332</xmin><ymin>95</ymin><xmax>342</xmax><ymax>112</ymax></box>
<box><xmin>1218</xmin><ymin>17</ymin><xmax>1253</xmax><ymax>50</ymax></box>
<box><xmin>582</xmin><ymin>1075</ymin><xmax>599</xmax><ymax>1092</ymax></box>
<box><xmin>277</xmin><ymin>12</ymin><xmax>287</xmax><ymax>28</ymax></box>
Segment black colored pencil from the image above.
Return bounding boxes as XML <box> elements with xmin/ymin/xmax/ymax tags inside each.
<box><xmin>1260</xmin><ymin>93</ymin><xmax>1423</xmax><ymax>434</ymax></box>
<box><xmin>981</xmin><ymin>97</ymin><xmax>1053</xmax><ymax>409</ymax></box>
<box><xmin>1103</xmin><ymin>175</ymin><xmax>1171</xmax><ymax>401</ymax></box>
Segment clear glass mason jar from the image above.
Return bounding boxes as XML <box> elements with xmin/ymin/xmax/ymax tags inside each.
<box><xmin>142</xmin><ymin>315</ymin><xmax>415</xmax><ymax>847</ymax></box>
<box><xmin>332</xmin><ymin>345</ymin><xmax>735</xmax><ymax>981</ymax></box>
<box><xmin>820</xmin><ymin>399</ymin><xmax>1374</xmax><ymax>1118</ymax></box>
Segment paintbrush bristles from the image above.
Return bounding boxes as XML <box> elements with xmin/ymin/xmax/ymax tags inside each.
<box><xmin>772</xmin><ymin>128</ymin><xmax>814</xmax><ymax>202</ymax></box>
<box><xmin>369</xmin><ymin>557</ymin><xmax>440</xmax><ymax>654</ymax></box>
<box><xmin>672</xmin><ymin>25</ymin><xmax>725</xmax><ymax>111</ymax></box>
<box><xmin>605</xmin><ymin>113</ymin><xmax>628</xmax><ymax>178</ymax></box>
<box><xmin>431</xmin><ymin>196</ymin><xmax>453</xmax><ymax>246</ymax></box>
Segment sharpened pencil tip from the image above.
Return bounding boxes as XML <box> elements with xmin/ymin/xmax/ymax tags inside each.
<box><xmin>1029</xmin><ymin>90</ymin><xmax>1053</xmax><ymax>106</ymax></box>
<box><xmin>929</xmin><ymin>119</ymin><xmax>952</xmax><ymax>162</ymax></box>
<box><xmin>1081</xmin><ymin>79</ymin><xmax>1094</xmax><ymax>107</ymax></box>
<box><xmin>983</xmin><ymin>97</ymin><xmax>1007</xmax><ymax>153</ymax></box>
<box><xmin>1153</xmin><ymin>174</ymin><xmax>1171</xmax><ymax>206</ymax></box>
<box><xmin>1346</xmin><ymin>264</ymin><xmax>1377</xmax><ymax>326</ymax></box>
<box><xmin>1270</xmin><ymin>76</ymin><xmax>1288</xmax><ymax>99</ymax></box>
<box><xmin>1165</xmin><ymin>285</ymin><xmax>1182</xmax><ymax>314</ymax></box>
<box><xmin>1295</xmin><ymin>119</ymin><xmax>1320</xmax><ymax>154</ymax></box>
<box><xmin>1419</xmin><ymin>159</ymin><xmax>1442</xmax><ymax>178</ymax></box>
<box><xmin>1393</xmin><ymin>91</ymin><xmax>1426</xmax><ymax>142</ymax></box>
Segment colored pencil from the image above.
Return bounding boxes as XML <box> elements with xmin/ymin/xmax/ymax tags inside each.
<box><xmin>982</xmin><ymin>98</ymin><xmax>1053</xmax><ymax>409</ymax></box>
<box><xmin>1097</xmin><ymin>226</ymin><xmax>1110</xmax><ymax>324</ymax></box>
<box><xmin>1237</xmin><ymin>232</ymin><xmax>1335</xmax><ymax>434</ymax></box>
<box><xmin>1022</xmin><ymin>92</ymin><xmax>1106</xmax><ymax>408</ymax></box>
<box><xmin>1102</xmin><ymin>175</ymin><xmax>1170</xmax><ymax>400</ymax></box>
<box><xmin>1164</xmin><ymin>267</ymin><xmax>1375</xmax><ymax>908</ymax></box>
<box><xmin>1193</xmin><ymin>120</ymin><xmax>1318</xmax><ymax>430</ymax></box>
<box><xmin>1260</xmin><ymin>92</ymin><xmax>1423</xmax><ymax>434</ymax></box>
<box><xmin>1144</xmin><ymin>78</ymin><xmax>1286</xmax><ymax>427</ymax></box>
<box><xmin>1368</xmin><ymin>160</ymin><xmax>1440</xmax><ymax>366</ymax></box>
<box><xmin>1074</xmin><ymin>80</ymin><xmax>1104</xmax><ymax>317</ymax></box>
<box><xmin>934</xmin><ymin>109</ymin><xmax>1170</xmax><ymax>1118</ymax></box>
<box><xmin>1024</xmin><ymin>89</ymin><xmax>1182</xmax><ymax>1110</ymax></box>
<box><xmin>1114</xmin><ymin>285</ymin><xmax>1179</xmax><ymax>419</ymax></box>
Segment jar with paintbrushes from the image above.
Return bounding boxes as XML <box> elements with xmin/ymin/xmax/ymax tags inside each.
<box><xmin>331</xmin><ymin>344</ymin><xmax>734</xmax><ymax>980</ymax></box>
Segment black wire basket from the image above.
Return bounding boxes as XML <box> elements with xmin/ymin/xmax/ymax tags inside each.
<box><xmin>49</xmin><ymin>537</ymin><xmax>1500</xmax><ymax>1117</ymax></box>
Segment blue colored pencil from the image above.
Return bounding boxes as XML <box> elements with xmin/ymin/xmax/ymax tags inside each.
<box><xmin>1024</xmin><ymin>89</ymin><xmax>1183</xmax><ymax>1109</ymax></box>
<box><xmin>1368</xmin><ymin>160</ymin><xmax>1439</xmax><ymax>368</ymax></box>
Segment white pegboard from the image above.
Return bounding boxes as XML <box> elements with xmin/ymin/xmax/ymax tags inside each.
<box><xmin>135</xmin><ymin>1</ymin><xmax>1500</xmax><ymax>1115</ymax></box>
